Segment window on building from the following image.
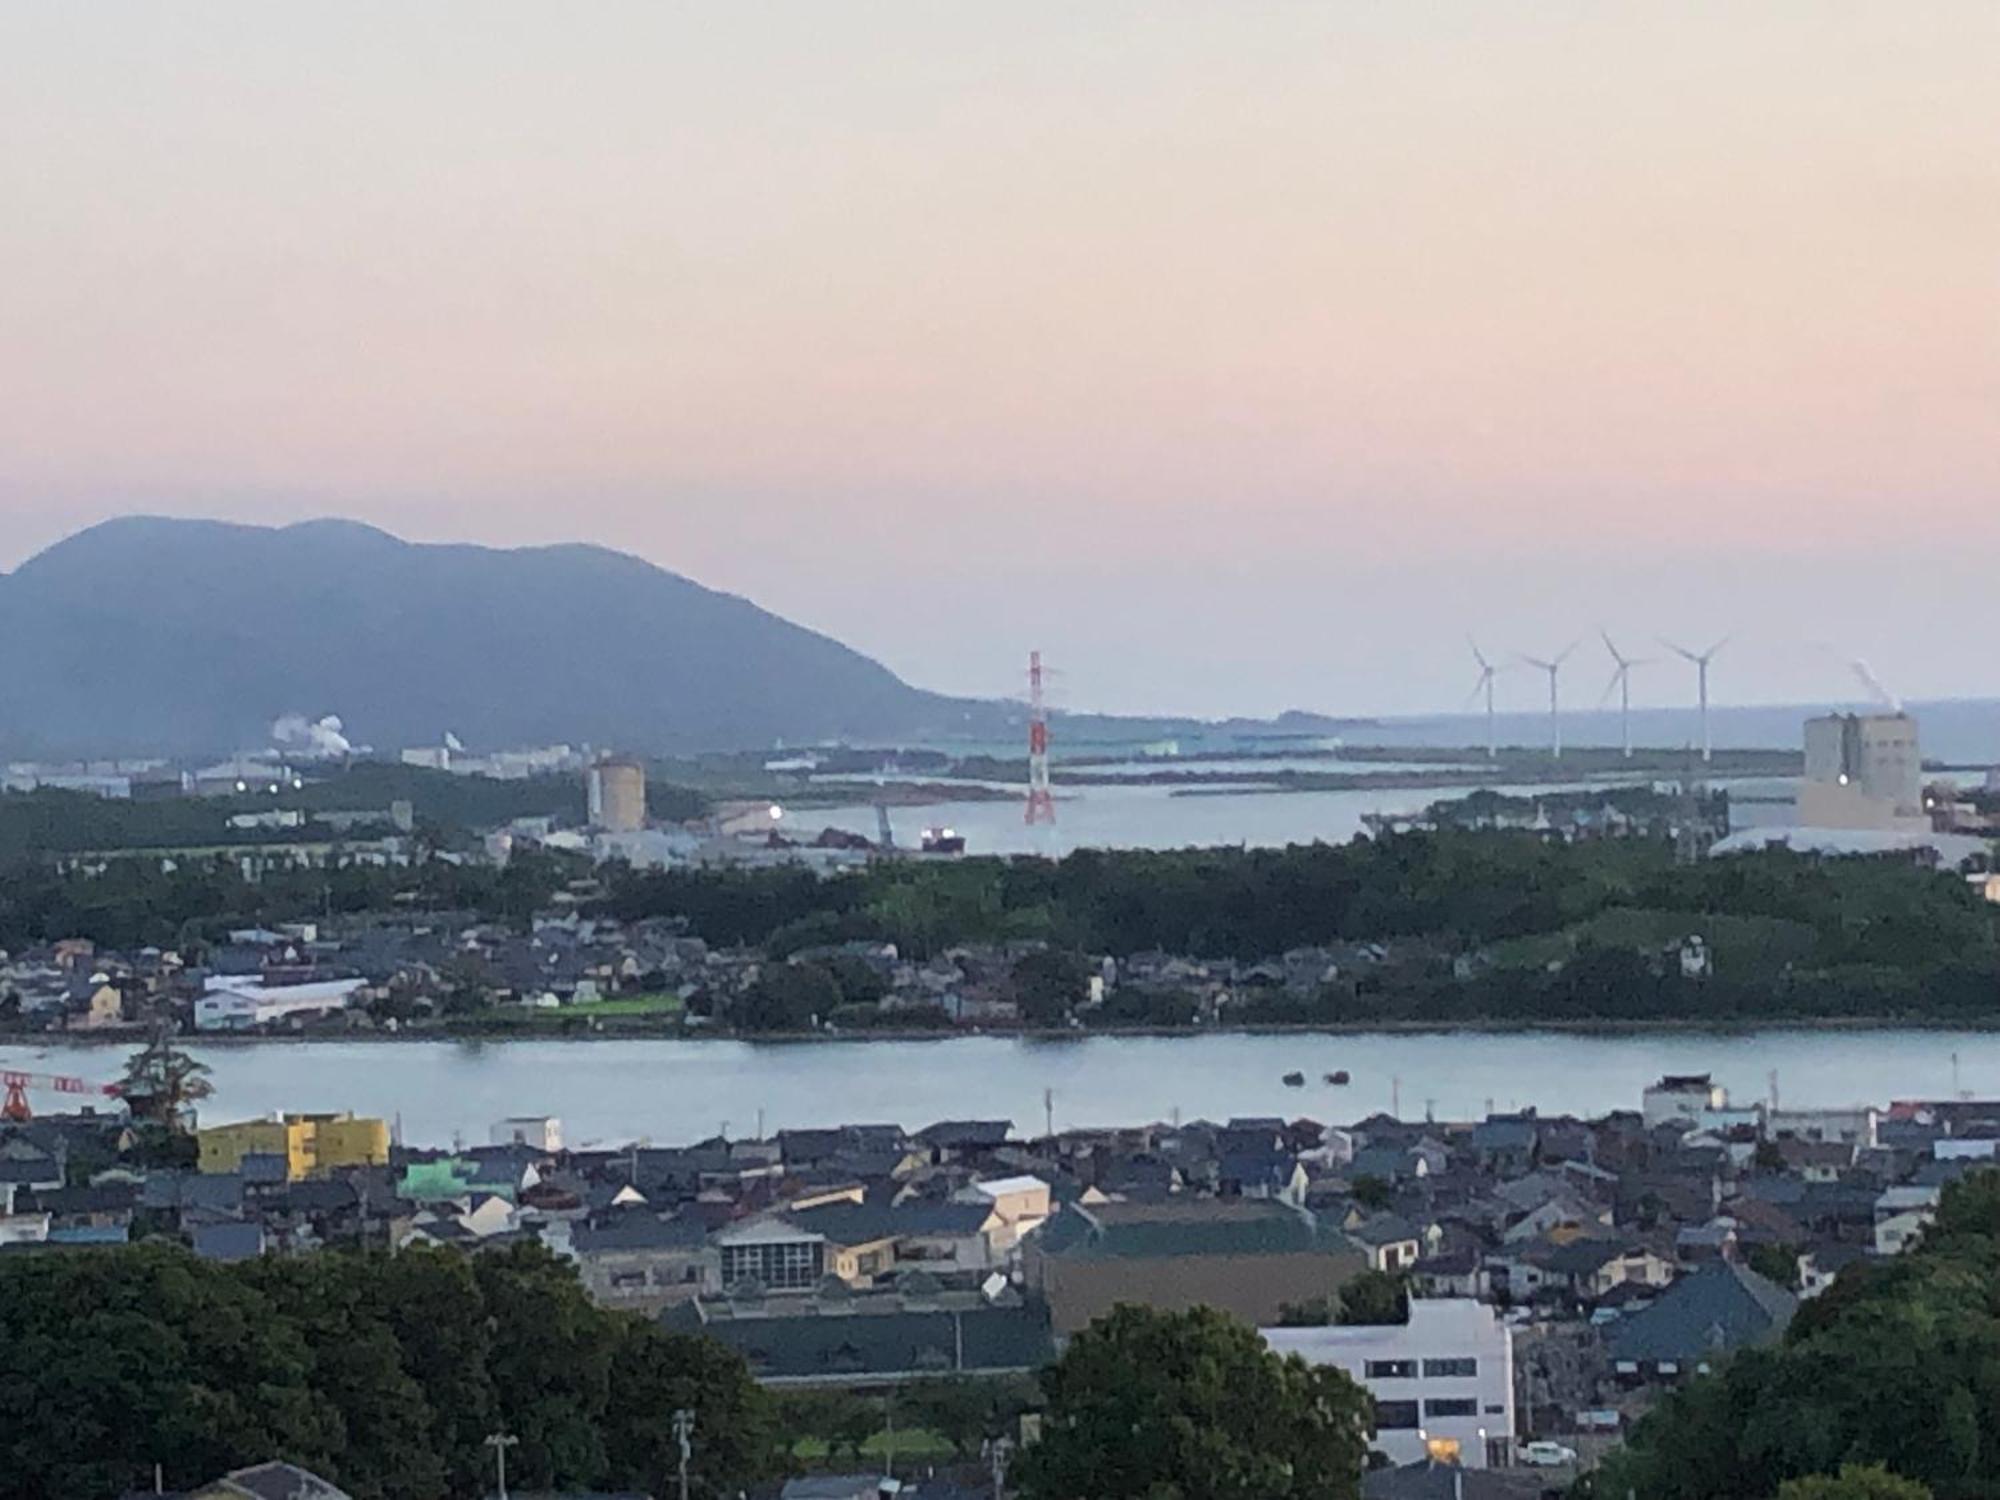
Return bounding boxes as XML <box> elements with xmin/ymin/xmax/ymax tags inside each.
<box><xmin>1424</xmin><ymin>1399</ymin><xmax>1478</xmax><ymax>1419</ymax></box>
<box><xmin>1374</xmin><ymin>1400</ymin><xmax>1421</xmax><ymax>1430</ymax></box>
<box><xmin>1365</xmin><ymin>1360</ymin><xmax>1417</xmax><ymax>1380</ymax></box>
<box><xmin>721</xmin><ymin>1238</ymin><xmax>824</xmax><ymax>1291</ymax></box>
<box><xmin>1422</xmin><ymin>1357</ymin><xmax>1478</xmax><ymax>1378</ymax></box>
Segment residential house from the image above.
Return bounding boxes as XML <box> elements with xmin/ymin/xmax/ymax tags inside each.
<box><xmin>1347</xmin><ymin>1213</ymin><xmax>1424</xmax><ymax>1273</ymax></box>
<box><xmin>568</xmin><ymin>1212</ymin><xmax>717</xmax><ymax>1309</ymax></box>
<box><xmin>1606</xmin><ymin>1261</ymin><xmax>1797</xmax><ymax>1381</ymax></box>
<box><xmin>955</xmin><ymin>1175</ymin><xmax>1051</xmax><ymax>1253</ymax></box>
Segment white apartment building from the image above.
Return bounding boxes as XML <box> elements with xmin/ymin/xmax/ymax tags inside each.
<box><xmin>1643</xmin><ymin>1075</ymin><xmax>1727</xmax><ymax>1129</ymax></box>
<box><xmin>1263</xmin><ymin>1299</ymin><xmax>1514</xmax><ymax>1468</ymax></box>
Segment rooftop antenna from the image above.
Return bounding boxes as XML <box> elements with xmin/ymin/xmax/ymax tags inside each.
<box><xmin>1466</xmin><ymin>638</ymin><xmax>1500</xmax><ymax>760</ymax></box>
<box><xmin>1663</xmin><ymin>636</ymin><xmax>1728</xmax><ymax>764</ymax></box>
<box><xmin>1598</xmin><ymin>631</ymin><xmax>1652</xmax><ymax>759</ymax></box>
<box><xmin>1516</xmin><ymin>643</ymin><xmax>1578</xmax><ymax>759</ymax></box>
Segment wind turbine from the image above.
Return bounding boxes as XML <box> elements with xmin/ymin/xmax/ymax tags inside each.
<box><xmin>1466</xmin><ymin>638</ymin><xmax>1500</xmax><ymax>759</ymax></box>
<box><xmin>1517</xmin><ymin>642</ymin><xmax>1578</xmax><ymax>760</ymax></box>
<box><xmin>1663</xmin><ymin>636</ymin><xmax>1728</xmax><ymax>763</ymax></box>
<box><xmin>1598</xmin><ymin>631</ymin><xmax>1652</xmax><ymax>759</ymax></box>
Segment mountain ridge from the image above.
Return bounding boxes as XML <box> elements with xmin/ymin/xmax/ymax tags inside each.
<box><xmin>0</xmin><ymin>515</ymin><xmax>968</xmax><ymax>757</ymax></box>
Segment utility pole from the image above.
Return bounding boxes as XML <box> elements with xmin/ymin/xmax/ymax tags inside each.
<box><xmin>484</xmin><ymin>1432</ymin><xmax>518</xmax><ymax>1500</ymax></box>
<box><xmin>672</xmin><ymin>1407</ymin><xmax>694</xmax><ymax>1500</ymax></box>
<box><xmin>1043</xmin><ymin>1087</ymin><xmax>1054</xmax><ymax>1141</ymax></box>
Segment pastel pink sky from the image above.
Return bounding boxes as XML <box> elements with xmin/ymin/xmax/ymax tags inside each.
<box><xmin>1</xmin><ymin>3</ymin><xmax>1995</xmax><ymax>716</ymax></box>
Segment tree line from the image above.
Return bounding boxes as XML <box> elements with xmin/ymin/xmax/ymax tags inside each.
<box><xmin>3</xmin><ymin>833</ymin><xmax>1994</xmax><ymax>1026</ymax></box>
<box><xmin>0</xmin><ymin>1240</ymin><xmax>782</xmax><ymax>1500</ymax></box>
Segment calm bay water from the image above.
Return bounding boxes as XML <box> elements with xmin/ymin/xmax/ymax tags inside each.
<box><xmin>813</xmin><ymin>777</ymin><xmax>1773</xmax><ymax>858</ymax></box>
<box><xmin>13</xmin><ymin>1029</ymin><xmax>1991</xmax><ymax>1149</ymax></box>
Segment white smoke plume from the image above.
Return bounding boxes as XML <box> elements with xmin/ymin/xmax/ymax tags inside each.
<box><xmin>271</xmin><ymin>713</ymin><xmax>354</xmax><ymax>759</ymax></box>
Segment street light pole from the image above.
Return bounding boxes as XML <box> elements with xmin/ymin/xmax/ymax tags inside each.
<box><xmin>672</xmin><ymin>1407</ymin><xmax>694</xmax><ymax>1500</ymax></box>
<box><xmin>484</xmin><ymin>1433</ymin><xmax>518</xmax><ymax>1500</ymax></box>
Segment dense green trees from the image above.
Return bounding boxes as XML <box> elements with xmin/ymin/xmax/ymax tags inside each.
<box><xmin>736</xmin><ymin>960</ymin><xmax>845</xmax><ymax>1031</ymax></box>
<box><xmin>0</xmin><ymin>1240</ymin><xmax>783</xmax><ymax>1500</ymax></box>
<box><xmin>4</xmin><ymin>831</ymin><xmax>1994</xmax><ymax>1027</ymax></box>
<box><xmin>1593</xmin><ymin>1172</ymin><xmax>2000</xmax><ymax>1500</ymax></box>
<box><xmin>1012</xmin><ymin>1304</ymin><xmax>1372</xmax><ymax>1500</ymax></box>
<box><xmin>1335</xmin><ymin>1270</ymin><xmax>1411</xmax><ymax>1326</ymax></box>
<box><xmin>1009</xmin><ymin>948</ymin><xmax>1094</xmax><ymax>1026</ymax></box>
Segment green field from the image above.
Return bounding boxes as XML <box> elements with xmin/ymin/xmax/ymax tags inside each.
<box><xmin>556</xmin><ymin>992</ymin><xmax>685</xmax><ymax>1018</ymax></box>
<box><xmin>1487</xmin><ymin>906</ymin><xmax>1821</xmax><ymax>977</ymax></box>
<box><xmin>792</xmin><ymin>1427</ymin><xmax>958</xmax><ymax>1462</ymax></box>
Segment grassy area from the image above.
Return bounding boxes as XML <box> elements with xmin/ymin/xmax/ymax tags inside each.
<box><xmin>438</xmin><ymin>992</ymin><xmax>686</xmax><ymax>1034</ymax></box>
<box><xmin>793</xmin><ymin>1428</ymin><xmax>959</xmax><ymax>1462</ymax></box>
<box><xmin>1488</xmin><ymin>906</ymin><xmax>1821</xmax><ymax>977</ymax></box>
<box><xmin>557</xmin><ymin>992</ymin><xmax>684</xmax><ymax>1019</ymax></box>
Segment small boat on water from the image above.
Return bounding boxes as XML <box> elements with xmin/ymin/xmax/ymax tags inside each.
<box><xmin>1325</xmin><ymin>1070</ymin><xmax>1351</xmax><ymax>1086</ymax></box>
<box><xmin>1281</xmin><ymin>1071</ymin><xmax>1306</xmax><ymax>1087</ymax></box>
<box><xmin>918</xmin><ymin>826</ymin><xmax>967</xmax><ymax>855</ymax></box>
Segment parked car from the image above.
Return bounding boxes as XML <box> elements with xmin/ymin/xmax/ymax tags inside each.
<box><xmin>1520</xmin><ymin>1441</ymin><xmax>1580</xmax><ymax>1467</ymax></box>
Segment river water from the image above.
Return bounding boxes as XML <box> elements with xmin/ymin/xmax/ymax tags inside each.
<box><xmin>809</xmin><ymin>777</ymin><xmax>1735</xmax><ymax>859</ymax></box>
<box><xmin>13</xmin><ymin>1030</ymin><xmax>1991</xmax><ymax>1149</ymax></box>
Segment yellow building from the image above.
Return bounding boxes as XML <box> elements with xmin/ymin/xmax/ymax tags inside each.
<box><xmin>197</xmin><ymin>1112</ymin><xmax>390</xmax><ymax>1180</ymax></box>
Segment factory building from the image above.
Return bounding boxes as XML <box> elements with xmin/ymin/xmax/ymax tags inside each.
<box><xmin>587</xmin><ymin>757</ymin><xmax>647</xmax><ymax>833</ymax></box>
<box><xmin>1796</xmin><ymin>712</ymin><xmax>1929</xmax><ymax>834</ymax></box>
<box><xmin>197</xmin><ymin>1111</ymin><xmax>390</xmax><ymax>1181</ymax></box>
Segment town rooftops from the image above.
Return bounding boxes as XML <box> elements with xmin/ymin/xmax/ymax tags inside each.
<box><xmin>916</xmin><ymin>1120</ymin><xmax>1012</xmax><ymax>1149</ymax></box>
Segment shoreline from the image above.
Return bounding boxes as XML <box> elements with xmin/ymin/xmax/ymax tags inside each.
<box><xmin>10</xmin><ymin>1013</ymin><xmax>2000</xmax><ymax>1050</ymax></box>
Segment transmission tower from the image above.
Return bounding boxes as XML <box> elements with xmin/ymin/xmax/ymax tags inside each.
<box><xmin>1024</xmin><ymin>649</ymin><xmax>1056</xmax><ymax>826</ymax></box>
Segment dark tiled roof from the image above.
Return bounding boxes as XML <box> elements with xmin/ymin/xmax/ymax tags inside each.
<box><xmin>1607</xmin><ymin>1261</ymin><xmax>1796</xmax><ymax>1364</ymax></box>
<box><xmin>917</xmin><ymin>1120</ymin><xmax>1012</xmax><ymax>1149</ymax></box>
<box><xmin>1036</xmin><ymin>1200</ymin><xmax>1357</xmax><ymax>1262</ymax></box>
<box><xmin>18</xmin><ymin>1182</ymin><xmax>138</xmax><ymax>1216</ymax></box>
<box><xmin>191</xmin><ymin>1221</ymin><xmax>265</xmax><ymax>1263</ymax></box>
<box><xmin>572</xmin><ymin>1212</ymin><xmax>709</xmax><ymax>1253</ymax></box>
<box><xmin>787</xmin><ymin>1199</ymin><xmax>992</xmax><ymax>1245</ymax></box>
<box><xmin>1347</xmin><ymin>1213</ymin><xmax>1420</xmax><ymax>1248</ymax></box>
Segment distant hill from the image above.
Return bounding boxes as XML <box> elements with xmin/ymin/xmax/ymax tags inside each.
<box><xmin>0</xmin><ymin>517</ymin><xmax>977</xmax><ymax>756</ymax></box>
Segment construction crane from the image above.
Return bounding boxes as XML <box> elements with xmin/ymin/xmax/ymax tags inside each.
<box><xmin>0</xmin><ymin>1065</ymin><xmax>122</xmax><ymax>1123</ymax></box>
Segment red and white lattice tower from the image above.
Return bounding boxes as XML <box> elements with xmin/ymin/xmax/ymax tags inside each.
<box><xmin>1024</xmin><ymin>649</ymin><xmax>1056</xmax><ymax>825</ymax></box>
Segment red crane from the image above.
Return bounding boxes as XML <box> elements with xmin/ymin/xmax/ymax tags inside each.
<box><xmin>0</xmin><ymin>1066</ymin><xmax>122</xmax><ymax>1123</ymax></box>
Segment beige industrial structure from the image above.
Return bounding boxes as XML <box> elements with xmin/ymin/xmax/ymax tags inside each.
<box><xmin>587</xmin><ymin>757</ymin><xmax>647</xmax><ymax>833</ymax></box>
<box><xmin>1796</xmin><ymin>712</ymin><xmax>1928</xmax><ymax>833</ymax></box>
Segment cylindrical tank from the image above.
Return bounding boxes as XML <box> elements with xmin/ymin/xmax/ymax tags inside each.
<box><xmin>587</xmin><ymin>757</ymin><xmax>647</xmax><ymax>833</ymax></box>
